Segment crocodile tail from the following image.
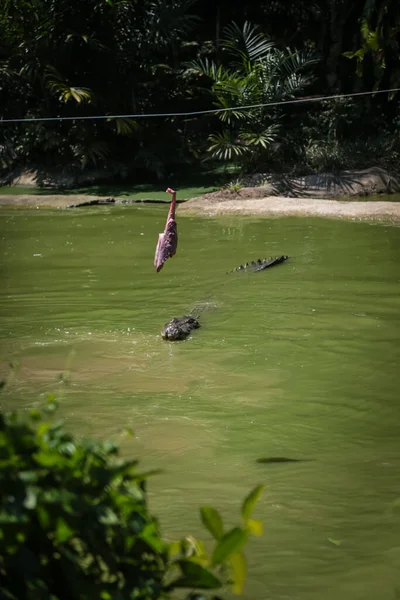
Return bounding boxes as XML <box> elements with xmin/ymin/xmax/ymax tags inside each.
<box><xmin>257</xmin><ymin>255</ymin><xmax>289</xmax><ymax>270</ymax></box>
<box><xmin>227</xmin><ymin>256</ymin><xmax>289</xmax><ymax>273</ymax></box>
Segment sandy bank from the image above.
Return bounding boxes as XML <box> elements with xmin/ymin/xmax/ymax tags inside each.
<box><xmin>178</xmin><ymin>195</ymin><xmax>400</xmax><ymax>223</ymax></box>
<box><xmin>0</xmin><ymin>193</ymin><xmax>400</xmax><ymax>223</ymax></box>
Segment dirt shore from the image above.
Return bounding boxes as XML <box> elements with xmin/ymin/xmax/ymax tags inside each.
<box><xmin>1</xmin><ymin>166</ymin><xmax>399</xmax><ymax>222</ymax></box>
<box><xmin>0</xmin><ymin>192</ymin><xmax>400</xmax><ymax>223</ymax></box>
<box><xmin>178</xmin><ymin>195</ymin><xmax>400</xmax><ymax>223</ymax></box>
<box><xmin>177</xmin><ymin>166</ymin><xmax>400</xmax><ymax>222</ymax></box>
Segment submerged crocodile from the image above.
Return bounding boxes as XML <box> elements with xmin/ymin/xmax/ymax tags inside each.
<box><xmin>161</xmin><ymin>301</ymin><xmax>217</xmax><ymax>341</ymax></box>
<box><xmin>161</xmin><ymin>316</ymin><xmax>200</xmax><ymax>341</ymax></box>
<box><xmin>256</xmin><ymin>457</ymin><xmax>312</xmax><ymax>464</ymax></box>
<box><xmin>227</xmin><ymin>255</ymin><xmax>288</xmax><ymax>274</ymax></box>
<box><xmin>161</xmin><ymin>257</ymin><xmax>289</xmax><ymax>342</ymax></box>
<box><xmin>161</xmin><ymin>258</ymin><xmax>288</xmax><ymax>341</ymax></box>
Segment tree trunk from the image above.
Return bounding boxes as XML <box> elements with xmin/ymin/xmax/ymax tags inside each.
<box><xmin>325</xmin><ymin>0</ymin><xmax>350</xmax><ymax>92</ymax></box>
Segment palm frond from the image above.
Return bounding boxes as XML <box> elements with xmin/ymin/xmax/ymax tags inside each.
<box><xmin>208</xmin><ymin>130</ymin><xmax>249</xmax><ymax>161</ymax></box>
<box><xmin>185</xmin><ymin>58</ymin><xmax>235</xmax><ymax>82</ymax></box>
<box><xmin>0</xmin><ymin>60</ymin><xmax>16</xmax><ymax>80</ymax></box>
<box><xmin>277</xmin><ymin>49</ymin><xmax>320</xmax><ymax>80</ymax></box>
<box><xmin>239</xmin><ymin>124</ymin><xmax>280</xmax><ymax>149</ymax></box>
<box><xmin>107</xmin><ymin>117</ymin><xmax>139</xmax><ymax>136</ymax></box>
<box><xmin>223</xmin><ymin>21</ymin><xmax>274</xmax><ymax>67</ymax></box>
<box><xmin>213</xmin><ymin>96</ymin><xmax>250</xmax><ymax>124</ymax></box>
<box><xmin>44</xmin><ymin>66</ymin><xmax>94</xmax><ymax>104</ymax></box>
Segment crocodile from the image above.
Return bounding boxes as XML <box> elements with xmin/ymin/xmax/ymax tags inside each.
<box><xmin>161</xmin><ymin>316</ymin><xmax>200</xmax><ymax>341</ymax></box>
<box><xmin>227</xmin><ymin>255</ymin><xmax>288</xmax><ymax>274</ymax></box>
<box><xmin>161</xmin><ymin>301</ymin><xmax>217</xmax><ymax>341</ymax></box>
<box><xmin>161</xmin><ymin>257</ymin><xmax>288</xmax><ymax>341</ymax></box>
<box><xmin>256</xmin><ymin>457</ymin><xmax>312</xmax><ymax>464</ymax></box>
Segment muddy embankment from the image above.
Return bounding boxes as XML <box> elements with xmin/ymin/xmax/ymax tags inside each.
<box><xmin>1</xmin><ymin>167</ymin><xmax>399</xmax><ymax>222</ymax></box>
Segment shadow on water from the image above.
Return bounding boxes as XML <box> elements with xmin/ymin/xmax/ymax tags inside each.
<box><xmin>1</xmin><ymin>206</ymin><xmax>400</xmax><ymax>599</ymax></box>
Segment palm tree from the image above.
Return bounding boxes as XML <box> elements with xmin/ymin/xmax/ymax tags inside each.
<box><xmin>187</xmin><ymin>21</ymin><xmax>319</xmax><ymax>169</ymax></box>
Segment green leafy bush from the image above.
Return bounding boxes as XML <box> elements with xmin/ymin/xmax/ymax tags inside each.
<box><xmin>187</xmin><ymin>21</ymin><xmax>319</xmax><ymax>170</ymax></box>
<box><xmin>0</xmin><ymin>399</ymin><xmax>263</xmax><ymax>600</ymax></box>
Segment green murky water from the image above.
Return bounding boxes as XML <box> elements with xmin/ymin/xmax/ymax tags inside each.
<box><xmin>1</xmin><ymin>205</ymin><xmax>400</xmax><ymax>599</ymax></box>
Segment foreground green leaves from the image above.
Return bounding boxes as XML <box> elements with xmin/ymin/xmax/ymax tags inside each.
<box><xmin>200</xmin><ymin>506</ymin><xmax>224</xmax><ymax>540</ymax></box>
<box><xmin>242</xmin><ymin>484</ymin><xmax>264</xmax><ymax>521</ymax></box>
<box><xmin>169</xmin><ymin>560</ymin><xmax>223</xmax><ymax>590</ymax></box>
<box><xmin>167</xmin><ymin>483</ymin><xmax>265</xmax><ymax>595</ymax></box>
<box><xmin>212</xmin><ymin>528</ymin><xmax>248</xmax><ymax>566</ymax></box>
<box><xmin>0</xmin><ymin>401</ymin><xmax>263</xmax><ymax>599</ymax></box>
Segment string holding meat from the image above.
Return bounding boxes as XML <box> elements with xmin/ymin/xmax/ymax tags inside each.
<box><xmin>154</xmin><ymin>187</ymin><xmax>178</xmax><ymax>272</ymax></box>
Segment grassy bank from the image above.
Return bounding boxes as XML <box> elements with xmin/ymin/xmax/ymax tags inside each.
<box><xmin>0</xmin><ymin>183</ymin><xmax>218</xmax><ymax>201</ymax></box>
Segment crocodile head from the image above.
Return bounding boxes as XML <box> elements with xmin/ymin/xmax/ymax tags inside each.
<box><xmin>161</xmin><ymin>316</ymin><xmax>200</xmax><ymax>341</ymax></box>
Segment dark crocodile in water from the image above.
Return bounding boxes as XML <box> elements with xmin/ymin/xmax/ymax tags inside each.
<box><xmin>256</xmin><ymin>457</ymin><xmax>312</xmax><ymax>464</ymax></box>
<box><xmin>161</xmin><ymin>316</ymin><xmax>200</xmax><ymax>341</ymax></box>
<box><xmin>161</xmin><ymin>301</ymin><xmax>217</xmax><ymax>341</ymax></box>
<box><xmin>160</xmin><ymin>256</ymin><xmax>288</xmax><ymax>341</ymax></box>
<box><xmin>227</xmin><ymin>255</ymin><xmax>288</xmax><ymax>274</ymax></box>
<box><xmin>228</xmin><ymin>256</ymin><xmax>289</xmax><ymax>273</ymax></box>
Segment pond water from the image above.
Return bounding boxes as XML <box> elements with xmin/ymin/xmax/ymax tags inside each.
<box><xmin>1</xmin><ymin>205</ymin><xmax>400</xmax><ymax>599</ymax></box>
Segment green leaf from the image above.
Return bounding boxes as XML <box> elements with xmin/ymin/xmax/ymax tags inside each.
<box><xmin>24</xmin><ymin>487</ymin><xmax>37</xmax><ymax>510</ymax></box>
<box><xmin>0</xmin><ymin>511</ymin><xmax>29</xmax><ymax>525</ymax></box>
<box><xmin>246</xmin><ymin>519</ymin><xmax>263</xmax><ymax>536</ymax></box>
<box><xmin>19</xmin><ymin>470</ymin><xmax>39</xmax><ymax>483</ymax></box>
<box><xmin>342</xmin><ymin>51</ymin><xmax>356</xmax><ymax>59</ymax></box>
<box><xmin>110</xmin><ymin>118</ymin><xmax>138</xmax><ymax>136</ymax></box>
<box><xmin>44</xmin><ymin>401</ymin><xmax>58</xmax><ymax>414</ymax></box>
<box><xmin>168</xmin><ymin>540</ymin><xmax>182</xmax><ymax>558</ymax></box>
<box><xmin>99</xmin><ymin>509</ymin><xmax>119</xmax><ymax>525</ymax></box>
<box><xmin>33</xmin><ymin>451</ymin><xmax>61</xmax><ymax>467</ymax></box>
<box><xmin>16</xmin><ymin>531</ymin><xmax>26</xmax><ymax>543</ymax></box>
<box><xmin>223</xmin><ymin>21</ymin><xmax>274</xmax><ymax>65</ymax></box>
<box><xmin>171</xmin><ymin>560</ymin><xmax>222</xmax><ymax>589</ymax></box>
<box><xmin>241</xmin><ymin>484</ymin><xmax>264</xmax><ymax>521</ymax></box>
<box><xmin>37</xmin><ymin>506</ymin><xmax>50</xmax><ymax>529</ymax></box>
<box><xmin>55</xmin><ymin>518</ymin><xmax>74</xmax><ymax>543</ymax></box>
<box><xmin>211</xmin><ymin>527</ymin><xmax>248</xmax><ymax>565</ymax></box>
<box><xmin>141</xmin><ymin>524</ymin><xmax>165</xmax><ymax>553</ymax></box>
<box><xmin>29</xmin><ymin>409</ymin><xmax>41</xmax><ymax>421</ymax></box>
<box><xmin>229</xmin><ymin>551</ymin><xmax>247</xmax><ymax>595</ymax></box>
<box><xmin>200</xmin><ymin>506</ymin><xmax>224</xmax><ymax>540</ymax></box>
<box><xmin>327</xmin><ymin>538</ymin><xmax>342</xmax><ymax>546</ymax></box>
<box><xmin>134</xmin><ymin>468</ymin><xmax>163</xmax><ymax>482</ymax></box>
<box><xmin>122</xmin><ymin>427</ymin><xmax>134</xmax><ymax>438</ymax></box>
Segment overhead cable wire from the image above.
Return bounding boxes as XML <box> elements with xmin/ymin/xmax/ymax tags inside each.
<box><xmin>0</xmin><ymin>87</ymin><xmax>399</xmax><ymax>124</ymax></box>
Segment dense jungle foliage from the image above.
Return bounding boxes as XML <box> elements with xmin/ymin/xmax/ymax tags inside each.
<box><xmin>0</xmin><ymin>396</ymin><xmax>264</xmax><ymax>599</ymax></box>
<box><xmin>0</xmin><ymin>0</ymin><xmax>399</xmax><ymax>184</ymax></box>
